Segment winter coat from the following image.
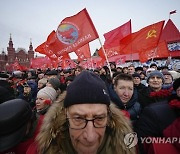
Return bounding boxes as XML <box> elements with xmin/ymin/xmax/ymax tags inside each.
<box><xmin>27</xmin><ymin>92</ymin><xmax>136</xmax><ymax>154</ymax></box>
<box><xmin>135</xmin><ymin>94</ymin><xmax>180</xmax><ymax>153</ymax></box>
<box><xmin>134</xmin><ymin>83</ymin><xmax>146</xmax><ymax>92</ymax></box>
<box><xmin>108</xmin><ymin>84</ymin><xmax>141</xmax><ymax>126</ymax></box>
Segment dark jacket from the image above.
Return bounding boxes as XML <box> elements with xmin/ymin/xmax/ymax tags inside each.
<box><xmin>135</xmin><ymin>94</ymin><xmax>180</xmax><ymax>153</ymax></box>
<box><xmin>135</xmin><ymin>101</ymin><xmax>177</xmax><ymax>137</ymax></box>
<box><xmin>134</xmin><ymin>83</ymin><xmax>146</xmax><ymax>92</ymax></box>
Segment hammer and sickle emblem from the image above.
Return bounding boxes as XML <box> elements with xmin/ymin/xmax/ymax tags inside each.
<box><xmin>146</xmin><ymin>30</ymin><xmax>157</xmax><ymax>39</ymax></box>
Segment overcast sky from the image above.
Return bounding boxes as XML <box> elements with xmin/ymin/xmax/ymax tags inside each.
<box><xmin>0</xmin><ymin>0</ymin><xmax>179</xmax><ymax>58</ymax></box>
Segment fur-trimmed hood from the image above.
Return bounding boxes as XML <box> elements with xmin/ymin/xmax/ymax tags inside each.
<box><xmin>36</xmin><ymin>92</ymin><xmax>136</xmax><ymax>154</ymax></box>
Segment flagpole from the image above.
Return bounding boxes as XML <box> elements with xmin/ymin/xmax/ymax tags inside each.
<box><xmin>90</xmin><ymin>57</ymin><xmax>94</xmax><ymax>70</ymax></box>
<box><xmin>98</xmin><ymin>38</ymin><xmax>113</xmax><ymax>78</ymax></box>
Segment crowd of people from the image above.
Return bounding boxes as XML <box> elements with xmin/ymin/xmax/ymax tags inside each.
<box><xmin>0</xmin><ymin>62</ymin><xmax>179</xmax><ymax>154</ymax></box>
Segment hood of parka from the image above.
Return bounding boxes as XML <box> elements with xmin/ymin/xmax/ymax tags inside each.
<box><xmin>36</xmin><ymin>92</ymin><xmax>136</xmax><ymax>154</ymax></box>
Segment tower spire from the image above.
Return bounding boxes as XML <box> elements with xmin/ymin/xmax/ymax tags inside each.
<box><xmin>29</xmin><ymin>38</ymin><xmax>33</xmax><ymax>51</ymax></box>
<box><xmin>8</xmin><ymin>33</ymin><xmax>13</xmax><ymax>48</ymax></box>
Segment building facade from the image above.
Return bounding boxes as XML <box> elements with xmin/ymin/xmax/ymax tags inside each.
<box><xmin>0</xmin><ymin>35</ymin><xmax>34</xmax><ymax>71</ymax></box>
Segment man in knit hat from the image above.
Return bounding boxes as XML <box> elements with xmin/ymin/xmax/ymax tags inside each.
<box><xmin>138</xmin><ymin>70</ymin><xmax>171</xmax><ymax>109</ymax></box>
<box><xmin>29</xmin><ymin>71</ymin><xmax>136</xmax><ymax>154</ymax></box>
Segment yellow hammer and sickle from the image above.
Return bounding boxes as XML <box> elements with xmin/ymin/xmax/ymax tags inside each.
<box><xmin>146</xmin><ymin>29</ymin><xmax>157</xmax><ymax>39</ymax></box>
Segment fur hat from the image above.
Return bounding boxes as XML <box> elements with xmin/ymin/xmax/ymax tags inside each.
<box><xmin>64</xmin><ymin>71</ymin><xmax>110</xmax><ymax>108</ymax></box>
<box><xmin>37</xmin><ymin>87</ymin><xmax>57</xmax><ymax>101</ymax></box>
<box><xmin>0</xmin><ymin>99</ymin><xmax>32</xmax><ymax>152</ymax></box>
<box><xmin>48</xmin><ymin>78</ymin><xmax>61</xmax><ymax>90</ymax></box>
<box><xmin>147</xmin><ymin>70</ymin><xmax>164</xmax><ymax>83</ymax></box>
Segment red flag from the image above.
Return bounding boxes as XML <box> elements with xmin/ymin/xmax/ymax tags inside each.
<box><xmin>61</xmin><ymin>58</ymin><xmax>76</xmax><ymax>69</ymax></box>
<box><xmin>75</xmin><ymin>44</ymin><xmax>91</xmax><ymax>61</ymax></box>
<box><xmin>48</xmin><ymin>8</ymin><xmax>98</xmax><ymax>56</ymax></box>
<box><xmin>35</xmin><ymin>31</ymin><xmax>58</xmax><ymax>60</ymax></box>
<box><xmin>30</xmin><ymin>57</ymin><xmax>53</xmax><ymax>70</ymax></box>
<box><xmin>104</xmin><ymin>20</ymin><xmax>131</xmax><ymax>48</ymax></box>
<box><xmin>56</xmin><ymin>53</ymin><xmax>71</xmax><ymax>67</ymax></box>
<box><xmin>7</xmin><ymin>60</ymin><xmax>28</xmax><ymax>71</ymax></box>
<box><xmin>114</xmin><ymin>56</ymin><xmax>126</xmax><ymax>65</ymax></box>
<box><xmin>98</xmin><ymin>46</ymin><xmax>119</xmax><ymax>60</ymax></box>
<box><xmin>119</xmin><ymin>20</ymin><xmax>165</xmax><ymax>55</ymax></box>
<box><xmin>139</xmin><ymin>41</ymin><xmax>170</xmax><ymax>62</ymax></box>
<box><xmin>170</xmin><ymin>10</ymin><xmax>176</xmax><ymax>14</ymax></box>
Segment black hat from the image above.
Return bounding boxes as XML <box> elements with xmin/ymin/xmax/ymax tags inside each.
<box><xmin>65</xmin><ymin>75</ymin><xmax>75</xmax><ymax>82</ymax></box>
<box><xmin>140</xmin><ymin>71</ymin><xmax>146</xmax><ymax>76</ymax></box>
<box><xmin>135</xmin><ymin>67</ymin><xmax>143</xmax><ymax>72</ymax></box>
<box><xmin>132</xmin><ymin>73</ymin><xmax>141</xmax><ymax>79</ymax></box>
<box><xmin>0</xmin><ymin>86</ymin><xmax>14</xmax><ymax>104</ymax></box>
<box><xmin>173</xmin><ymin>78</ymin><xmax>180</xmax><ymax>91</ymax></box>
<box><xmin>0</xmin><ymin>73</ymin><xmax>9</xmax><ymax>79</ymax></box>
<box><xmin>45</xmin><ymin>70</ymin><xmax>58</xmax><ymax>76</ymax></box>
<box><xmin>63</xmin><ymin>69</ymin><xmax>71</xmax><ymax>74</ymax></box>
<box><xmin>64</xmin><ymin>71</ymin><xmax>110</xmax><ymax>108</ymax></box>
<box><xmin>150</xmin><ymin>63</ymin><xmax>157</xmax><ymax>68</ymax></box>
<box><xmin>0</xmin><ymin>99</ymin><xmax>32</xmax><ymax>152</ymax></box>
<box><xmin>27</xmin><ymin>75</ymin><xmax>37</xmax><ymax>80</ymax></box>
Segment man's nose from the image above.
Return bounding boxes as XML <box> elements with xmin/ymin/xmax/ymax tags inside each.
<box><xmin>84</xmin><ymin>121</ymin><xmax>97</xmax><ymax>142</ymax></box>
<box><xmin>123</xmin><ymin>89</ymin><xmax>129</xmax><ymax>96</ymax></box>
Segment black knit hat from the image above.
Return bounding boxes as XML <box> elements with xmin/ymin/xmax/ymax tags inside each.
<box><xmin>0</xmin><ymin>99</ymin><xmax>32</xmax><ymax>152</ymax></box>
<box><xmin>64</xmin><ymin>71</ymin><xmax>110</xmax><ymax>108</ymax></box>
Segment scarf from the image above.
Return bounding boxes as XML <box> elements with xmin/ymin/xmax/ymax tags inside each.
<box><xmin>150</xmin><ymin>89</ymin><xmax>172</xmax><ymax>98</ymax></box>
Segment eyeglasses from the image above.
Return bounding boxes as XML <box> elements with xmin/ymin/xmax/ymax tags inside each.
<box><xmin>66</xmin><ymin>116</ymin><xmax>108</xmax><ymax>130</ymax></box>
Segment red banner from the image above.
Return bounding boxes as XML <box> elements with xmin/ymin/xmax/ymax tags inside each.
<box><xmin>119</xmin><ymin>21</ymin><xmax>165</xmax><ymax>55</ymax></box>
<box><xmin>48</xmin><ymin>8</ymin><xmax>98</xmax><ymax>56</ymax></box>
<box><xmin>104</xmin><ymin>20</ymin><xmax>131</xmax><ymax>48</ymax></box>
<box><xmin>139</xmin><ymin>41</ymin><xmax>170</xmax><ymax>62</ymax></box>
<box><xmin>75</xmin><ymin>43</ymin><xmax>91</xmax><ymax>61</ymax></box>
<box><xmin>98</xmin><ymin>46</ymin><xmax>120</xmax><ymax>60</ymax></box>
<box><xmin>35</xmin><ymin>31</ymin><xmax>58</xmax><ymax>60</ymax></box>
<box><xmin>30</xmin><ymin>57</ymin><xmax>53</xmax><ymax>70</ymax></box>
